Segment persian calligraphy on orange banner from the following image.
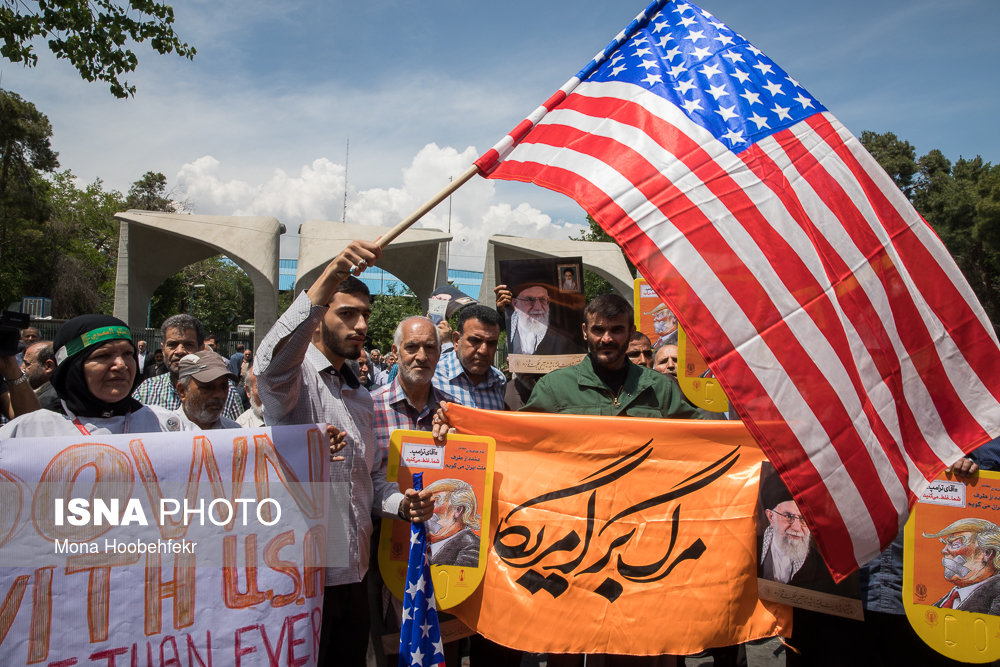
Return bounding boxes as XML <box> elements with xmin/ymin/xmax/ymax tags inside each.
<box><xmin>446</xmin><ymin>404</ymin><xmax>789</xmax><ymax>655</ymax></box>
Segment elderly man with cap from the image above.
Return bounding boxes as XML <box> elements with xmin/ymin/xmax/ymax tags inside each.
<box><xmin>172</xmin><ymin>350</ymin><xmax>242</xmax><ymax>430</ymax></box>
<box><xmin>0</xmin><ymin>315</ymin><xmax>174</xmax><ymax>437</ymax></box>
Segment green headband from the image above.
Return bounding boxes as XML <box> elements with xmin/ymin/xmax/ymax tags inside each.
<box><xmin>55</xmin><ymin>326</ymin><xmax>133</xmax><ymax>365</ymax></box>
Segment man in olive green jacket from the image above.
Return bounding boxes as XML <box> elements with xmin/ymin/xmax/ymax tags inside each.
<box><xmin>522</xmin><ymin>293</ymin><xmax>701</xmax><ymax>419</ymax></box>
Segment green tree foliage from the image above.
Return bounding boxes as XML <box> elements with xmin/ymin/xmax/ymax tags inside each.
<box><xmin>859</xmin><ymin>130</ymin><xmax>917</xmax><ymax>196</ymax></box>
<box><xmin>861</xmin><ymin>131</ymin><xmax>1000</xmax><ymax>328</ymax></box>
<box><xmin>46</xmin><ymin>170</ymin><xmax>124</xmax><ymax>316</ymax></box>
<box><xmin>0</xmin><ymin>88</ymin><xmax>58</xmax><ymax>308</ymax></box>
<box><xmin>366</xmin><ymin>286</ymin><xmax>422</xmax><ymax>353</ymax></box>
<box><xmin>126</xmin><ymin>170</ymin><xmax>174</xmax><ymax>210</ymax></box>
<box><xmin>148</xmin><ymin>258</ymin><xmax>254</xmax><ymax>336</ymax></box>
<box><xmin>569</xmin><ymin>215</ymin><xmax>636</xmax><ymax>301</ymax></box>
<box><xmin>1</xmin><ymin>0</ymin><xmax>196</xmax><ymax>98</ymax></box>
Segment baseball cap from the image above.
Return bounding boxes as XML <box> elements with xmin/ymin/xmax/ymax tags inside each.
<box><xmin>177</xmin><ymin>350</ymin><xmax>237</xmax><ymax>383</ymax></box>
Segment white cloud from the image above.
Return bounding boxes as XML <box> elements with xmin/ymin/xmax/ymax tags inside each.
<box><xmin>173</xmin><ymin>143</ymin><xmax>586</xmax><ymax>271</ymax></box>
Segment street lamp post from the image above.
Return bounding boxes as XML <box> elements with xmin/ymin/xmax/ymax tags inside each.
<box><xmin>189</xmin><ymin>283</ymin><xmax>205</xmax><ymax>315</ymax></box>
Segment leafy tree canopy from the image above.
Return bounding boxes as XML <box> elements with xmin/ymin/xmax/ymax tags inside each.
<box><xmin>861</xmin><ymin>131</ymin><xmax>1000</xmax><ymax>328</ymax></box>
<box><xmin>366</xmin><ymin>285</ymin><xmax>423</xmax><ymax>353</ymax></box>
<box><xmin>149</xmin><ymin>258</ymin><xmax>255</xmax><ymax>338</ymax></box>
<box><xmin>569</xmin><ymin>215</ymin><xmax>635</xmax><ymax>301</ymax></box>
<box><xmin>0</xmin><ymin>88</ymin><xmax>59</xmax><ymax>308</ymax></box>
<box><xmin>1</xmin><ymin>0</ymin><xmax>196</xmax><ymax>98</ymax></box>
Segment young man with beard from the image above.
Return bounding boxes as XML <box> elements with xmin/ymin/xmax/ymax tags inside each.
<box><xmin>521</xmin><ymin>294</ymin><xmax>699</xmax><ymax>418</ymax></box>
<box><xmin>254</xmin><ymin>240</ymin><xmax>433</xmax><ymax>664</ymax></box>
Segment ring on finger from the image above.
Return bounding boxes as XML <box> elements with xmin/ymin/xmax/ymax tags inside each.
<box><xmin>350</xmin><ymin>264</ymin><xmax>359</xmax><ymax>273</ymax></box>
<box><xmin>357</xmin><ymin>259</ymin><xmax>367</xmax><ymax>269</ymax></box>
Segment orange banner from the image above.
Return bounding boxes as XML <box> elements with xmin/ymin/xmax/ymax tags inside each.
<box><xmin>447</xmin><ymin>404</ymin><xmax>789</xmax><ymax>656</ymax></box>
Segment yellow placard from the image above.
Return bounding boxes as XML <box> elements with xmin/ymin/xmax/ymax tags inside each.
<box><xmin>378</xmin><ymin>429</ymin><xmax>495</xmax><ymax>609</ymax></box>
<box><xmin>634</xmin><ymin>278</ymin><xmax>729</xmax><ymax>412</ymax></box>
<box><xmin>677</xmin><ymin>325</ymin><xmax>730</xmax><ymax>413</ymax></box>
<box><xmin>904</xmin><ymin>470</ymin><xmax>1000</xmax><ymax>663</ymax></box>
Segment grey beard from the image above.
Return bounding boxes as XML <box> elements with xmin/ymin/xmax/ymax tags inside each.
<box><xmin>512</xmin><ymin>309</ymin><xmax>550</xmax><ymax>354</ymax></box>
<box><xmin>185</xmin><ymin>403</ymin><xmax>222</xmax><ymax>428</ymax></box>
<box><xmin>773</xmin><ymin>529</ymin><xmax>810</xmax><ymax>565</ymax></box>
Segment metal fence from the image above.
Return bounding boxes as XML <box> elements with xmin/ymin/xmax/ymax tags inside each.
<box><xmin>27</xmin><ymin>321</ymin><xmax>255</xmax><ymax>357</ymax></box>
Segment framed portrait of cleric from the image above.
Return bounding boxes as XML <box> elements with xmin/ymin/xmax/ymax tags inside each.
<box><xmin>428</xmin><ymin>284</ymin><xmax>477</xmax><ymax>325</ymax></box>
<box><xmin>377</xmin><ymin>429</ymin><xmax>495</xmax><ymax>610</ymax></box>
<box><xmin>755</xmin><ymin>463</ymin><xmax>862</xmax><ymax>619</ymax></box>
<box><xmin>903</xmin><ymin>469</ymin><xmax>1000</xmax><ymax>662</ymax></box>
<box><xmin>556</xmin><ymin>263</ymin><xmax>582</xmax><ymax>294</ymax></box>
<box><xmin>499</xmin><ymin>257</ymin><xmax>587</xmax><ymax>374</ymax></box>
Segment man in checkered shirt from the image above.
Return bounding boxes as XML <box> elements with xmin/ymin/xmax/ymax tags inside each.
<box><xmin>372</xmin><ymin>316</ymin><xmax>456</xmax><ymax>501</ymax></box>
<box><xmin>432</xmin><ymin>305</ymin><xmax>505</xmax><ymax>411</ymax></box>
<box><xmin>133</xmin><ymin>314</ymin><xmax>243</xmax><ymax>420</ymax></box>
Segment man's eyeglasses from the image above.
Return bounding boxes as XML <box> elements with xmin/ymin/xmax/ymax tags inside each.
<box><xmin>771</xmin><ymin>510</ymin><xmax>807</xmax><ymax>526</ymax></box>
<box><xmin>626</xmin><ymin>349</ymin><xmax>653</xmax><ymax>358</ymax></box>
<box><xmin>515</xmin><ymin>296</ymin><xmax>550</xmax><ymax>307</ymax></box>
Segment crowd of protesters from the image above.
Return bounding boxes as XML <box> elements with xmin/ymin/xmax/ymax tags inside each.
<box><xmin>0</xmin><ymin>237</ymin><xmax>992</xmax><ymax>667</ymax></box>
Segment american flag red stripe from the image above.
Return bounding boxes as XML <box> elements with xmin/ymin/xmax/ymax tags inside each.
<box><xmin>476</xmin><ymin>0</ymin><xmax>1000</xmax><ymax>578</ymax></box>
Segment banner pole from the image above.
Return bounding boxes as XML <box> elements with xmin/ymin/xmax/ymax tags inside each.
<box><xmin>376</xmin><ymin>164</ymin><xmax>481</xmax><ymax>249</ymax></box>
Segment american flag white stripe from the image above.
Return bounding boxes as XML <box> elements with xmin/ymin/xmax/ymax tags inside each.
<box><xmin>845</xmin><ymin>139</ymin><xmax>1000</xmax><ymax>349</ymax></box>
<box><xmin>535</xmin><ymin>92</ymin><xmax>922</xmax><ymax>506</ymax></box>
<box><xmin>769</xmin><ymin>117</ymin><xmax>1000</xmax><ymax>434</ymax></box>
<box><xmin>755</xmin><ymin>127</ymin><xmax>985</xmax><ymax>464</ymax></box>
<box><xmin>493</xmin><ymin>122</ymin><xmax>890</xmax><ymax>566</ymax></box>
<box><xmin>489</xmin><ymin>83</ymin><xmax>997</xmax><ymax>570</ymax></box>
<box><xmin>477</xmin><ymin>0</ymin><xmax>1000</xmax><ymax>577</ymax></box>
<box><xmin>532</xmin><ymin>84</ymin><xmax>935</xmax><ymax>481</ymax></box>
<box><xmin>824</xmin><ymin>117</ymin><xmax>1000</xmax><ymax>345</ymax></box>
<box><xmin>780</xmin><ymin>119</ymin><xmax>1000</xmax><ymax>431</ymax></box>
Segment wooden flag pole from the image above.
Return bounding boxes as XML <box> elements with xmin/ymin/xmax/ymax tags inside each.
<box><xmin>376</xmin><ymin>164</ymin><xmax>481</xmax><ymax>249</ymax></box>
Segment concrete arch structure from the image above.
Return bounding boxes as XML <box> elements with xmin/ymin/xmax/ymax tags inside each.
<box><xmin>478</xmin><ymin>235</ymin><xmax>634</xmax><ymax>305</ymax></box>
<box><xmin>113</xmin><ymin>210</ymin><xmax>284</xmax><ymax>338</ymax></box>
<box><xmin>295</xmin><ymin>221</ymin><xmax>451</xmax><ymax>305</ymax></box>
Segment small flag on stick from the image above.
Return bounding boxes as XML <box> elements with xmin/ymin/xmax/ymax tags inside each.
<box><xmin>399</xmin><ymin>472</ymin><xmax>446</xmax><ymax>667</ymax></box>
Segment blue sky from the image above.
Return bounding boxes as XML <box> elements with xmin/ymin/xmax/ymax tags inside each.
<box><xmin>2</xmin><ymin>0</ymin><xmax>997</xmax><ymax>269</ymax></box>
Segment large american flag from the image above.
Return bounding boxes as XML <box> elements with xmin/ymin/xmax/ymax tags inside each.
<box><xmin>476</xmin><ymin>0</ymin><xmax>1000</xmax><ymax>579</ymax></box>
<box><xmin>399</xmin><ymin>473</ymin><xmax>446</xmax><ymax>667</ymax></box>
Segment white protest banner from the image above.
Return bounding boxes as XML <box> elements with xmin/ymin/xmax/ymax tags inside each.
<box><xmin>0</xmin><ymin>424</ymin><xmax>331</xmax><ymax>666</ymax></box>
